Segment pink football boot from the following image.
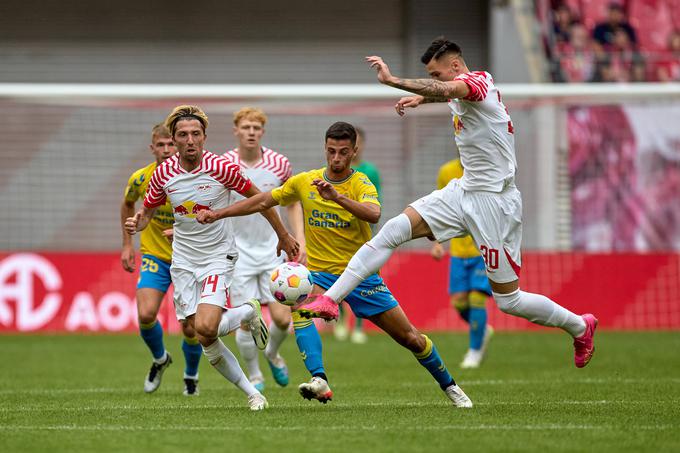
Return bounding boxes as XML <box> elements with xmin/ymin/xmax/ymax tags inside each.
<box><xmin>573</xmin><ymin>314</ymin><xmax>598</xmax><ymax>368</ymax></box>
<box><xmin>295</xmin><ymin>294</ymin><xmax>339</xmax><ymax>321</ymax></box>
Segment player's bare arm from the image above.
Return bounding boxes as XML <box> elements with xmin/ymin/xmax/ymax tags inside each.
<box><xmin>366</xmin><ymin>56</ymin><xmax>468</xmax><ymax>107</ymax></box>
<box><xmin>287</xmin><ymin>202</ymin><xmax>307</xmax><ymax>265</ymax></box>
<box><xmin>196</xmin><ymin>191</ymin><xmax>279</xmax><ymax>224</ymax></box>
<box><xmin>120</xmin><ymin>198</ymin><xmax>136</xmax><ymax>272</ymax></box>
<box><xmin>125</xmin><ymin>205</ymin><xmax>156</xmax><ymax>235</ymax></box>
<box><xmin>311</xmin><ymin>179</ymin><xmax>380</xmax><ymax>224</ymax></box>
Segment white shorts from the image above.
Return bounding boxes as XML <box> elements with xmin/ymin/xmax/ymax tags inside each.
<box><xmin>410</xmin><ymin>179</ymin><xmax>523</xmax><ymax>284</ymax></box>
<box><xmin>170</xmin><ymin>258</ymin><xmax>236</xmax><ymax>321</ymax></box>
<box><xmin>230</xmin><ymin>267</ymin><xmax>277</xmax><ymax>307</ymax></box>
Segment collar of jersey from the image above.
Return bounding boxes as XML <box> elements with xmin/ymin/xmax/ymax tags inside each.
<box><xmin>231</xmin><ymin>147</ymin><xmax>264</xmax><ymax>169</ymax></box>
<box><xmin>323</xmin><ymin>168</ymin><xmax>355</xmax><ymax>184</ymax></box>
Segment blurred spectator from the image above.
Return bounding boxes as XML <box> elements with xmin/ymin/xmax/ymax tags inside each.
<box><xmin>553</xmin><ymin>4</ymin><xmax>579</xmax><ymax>45</ymax></box>
<box><xmin>609</xmin><ymin>28</ymin><xmax>646</xmax><ymax>82</ymax></box>
<box><xmin>655</xmin><ymin>30</ymin><xmax>680</xmax><ymax>82</ymax></box>
<box><xmin>555</xmin><ymin>23</ymin><xmax>597</xmax><ymax>82</ymax></box>
<box><xmin>592</xmin><ymin>3</ymin><xmax>637</xmax><ymax>49</ymax></box>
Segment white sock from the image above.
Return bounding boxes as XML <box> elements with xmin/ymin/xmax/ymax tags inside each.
<box><xmin>493</xmin><ymin>289</ymin><xmax>586</xmax><ymax>337</ymax></box>
<box><xmin>326</xmin><ymin>214</ymin><xmax>412</xmax><ymax>302</ymax></box>
<box><xmin>202</xmin><ymin>339</ymin><xmax>258</xmax><ymax>396</ymax></box>
<box><xmin>153</xmin><ymin>351</ymin><xmax>168</xmax><ymax>365</ymax></box>
<box><xmin>235</xmin><ymin>328</ymin><xmax>262</xmax><ymax>380</ymax></box>
<box><xmin>265</xmin><ymin>322</ymin><xmax>289</xmax><ymax>361</ymax></box>
<box><xmin>217</xmin><ymin>305</ymin><xmax>254</xmax><ymax>337</ymax></box>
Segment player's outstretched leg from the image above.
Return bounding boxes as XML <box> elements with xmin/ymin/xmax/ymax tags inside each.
<box><xmin>492</xmin><ymin>289</ymin><xmax>597</xmax><ymax>367</ymax></box>
<box><xmin>292</xmin><ymin>311</ymin><xmax>333</xmax><ymax>403</ymax></box>
<box><xmin>202</xmin><ymin>338</ymin><xmax>268</xmax><ymax>410</ymax></box>
<box><xmin>369</xmin><ymin>306</ymin><xmax>472</xmax><ymax>408</ymax></box>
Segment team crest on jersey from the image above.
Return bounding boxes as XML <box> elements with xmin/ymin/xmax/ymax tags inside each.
<box><xmin>453</xmin><ymin>115</ymin><xmax>465</xmax><ymax>135</ymax></box>
<box><xmin>308</xmin><ymin>191</ymin><xmax>316</xmax><ymax>200</ymax></box>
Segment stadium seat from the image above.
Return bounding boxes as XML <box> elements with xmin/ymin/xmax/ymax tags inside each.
<box><xmin>629</xmin><ymin>0</ymin><xmax>674</xmax><ymax>52</ymax></box>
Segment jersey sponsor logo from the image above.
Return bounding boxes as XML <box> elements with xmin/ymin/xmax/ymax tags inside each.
<box><xmin>308</xmin><ymin>209</ymin><xmax>350</xmax><ymax>229</ymax></box>
<box><xmin>359</xmin><ymin>283</ymin><xmax>390</xmax><ymax>298</ymax></box>
<box><xmin>173</xmin><ymin>201</ymin><xmax>211</xmax><ymax>218</ymax></box>
<box><xmin>308</xmin><ymin>191</ymin><xmax>316</xmax><ymax>200</ymax></box>
<box><xmin>362</xmin><ymin>194</ymin><xmax>378</xmax><ymax>201</ymax></box>
<box><xmin>196</xmin><ymin>184</ymin><xmax>212</xmax><ymax>192</ymax></box>
<box><xmin>134</xmin><ymin>174</ymin><xmax>145</xmax><ymax>186</ymax></box>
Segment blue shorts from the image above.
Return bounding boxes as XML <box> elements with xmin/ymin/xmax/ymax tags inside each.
<box><xmin>137</xmin><ymin>254</ymin><xmax>172</xmax><ymax>292</ymax></box>
<box><xmin>311</xmin><ymin>272</ymin><xmax>398</xmax><ymax>319</ymax></box>
<box><xmin>449</xmin><ymin>256</ymin><xmax>492</xmax><ymax>295</ymax></box>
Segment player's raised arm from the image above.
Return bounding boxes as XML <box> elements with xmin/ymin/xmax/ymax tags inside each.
<box><xmin>311</xmin><ymin>179</ymin><xmax>381</xmax><ymax>224</ymax></box>
<box><xmin>197</xmin><ymin>190</ymin><xmax>279</xmax><ymax>223</ymax></box>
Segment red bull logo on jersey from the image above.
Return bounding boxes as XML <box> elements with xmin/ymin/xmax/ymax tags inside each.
<box><xmin>173</xmin><ymin>201</ymin><xmax>211</xmax><ymax>219</ymax></box>
<box><xmin>453</xmin><ymin>115</ymin><xmax>465</xmax><ymax>136</ymax></box>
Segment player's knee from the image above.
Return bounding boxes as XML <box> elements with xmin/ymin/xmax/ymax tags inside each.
<box><xmin>493</xmin><ymin>290</ymin><xmax>521</xmax><ymax>315</ymax></box>
<box><xmin>450</xmin><ymin>293</ymin><xmax>469</xmax><ymax>312</ymax></box>
<box><xmin>181</xmin><ymin>321</ymin><xmax>196</xmax><ymax>339</ymax></box>
<box><xmin>137</xmin><ymin>311</ymin><xmax>157</xmax><ymax>326</ymax></box>
<box><xmin>468</xmin><ymin>291</ymin><xmax>488</xmax><ymax>309</ymax></box>
<box><xmin>370</xmin><ymin>214</ymin><xmax>411</xmax><ymax>249</ymax></box>
<box><xmin>194</xmin><ymin>320</ymin><xmax>218</xmax><ymax>340</ymax></box>
<box><xmin>401</xmin><ymin>328</ymin><xmax>425</xmax><ymax>353</ymax></box>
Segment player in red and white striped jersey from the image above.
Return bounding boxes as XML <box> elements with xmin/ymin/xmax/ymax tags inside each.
<box><xmin>302</xmin><ymin>38</ymin><xmax>598</xmax><ymax>374</ymax></box>
<box><xmin>125</xmin><ymin>105</ymin><xmax>299</xmax><ymax>410</ymax></box>
<box><xmin>223</xmin><ymin>107</ymin><xmax>306</xmax><ymax>392</ymax></box>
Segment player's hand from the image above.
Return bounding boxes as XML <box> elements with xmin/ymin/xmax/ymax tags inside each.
<box><xmin>430</xmin><ymin>242</ymin><xmax>445</xmax><ymax>261</ymax></box>
<box><xmin>312</xmin><ymin>179</ymin><xmax>339</xmax><ymax>201</ymax></box>
<box><xmin>277</xmin><ymin>233</ymin><xmax>300</xmax><ymax>260</ymax></box>
<box><xmin>124</xmin><ymin>213</ymin><xmax>141</xmax><ymax>235</ymax></box>
<box><xmin>196</xmin><ymin>210</ymin><xmax>219</xmax><ymax>224</ymax></box>
<box><xmin>121</xmin><ymin>246</ymin><xmax>135</xmax><ymax>272</ymax></box>
<box><xmin>365</xmin><ymin>56</ymin><xmax>395</xmax><ymax>85</ymax></box>
<box><xmin>293</xmin><ymin>245</ymin><xmax>308</xmax><ymax>266</ymax></box>
<box><xmin>162</xmin><ymin>228</ymin><xmax>174</xmax><ymax>243</ymax></box>
<box><xmin>396</xmin><ymin>95</ymin><xmax>424</xmax><ymax>116</ymax></box>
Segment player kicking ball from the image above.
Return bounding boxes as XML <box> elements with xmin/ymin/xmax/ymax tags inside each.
<box><xmin>125</xmin><ymin>105</ymin><xmax>299</xmax><ymax>410</ymax></box>
<box><xmin>197</xmin><ymin>122</ymin><xmax>472</xmax><ymax>408</ymax></box>
<box><xmin>301</xmin><ymin>38</ymin><xmax>598</xmax><ymax>370</ymax></box>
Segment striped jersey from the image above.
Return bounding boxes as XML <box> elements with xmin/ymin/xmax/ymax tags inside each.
<box><xmin>143</xmin><ymin>151</ymin><xmax>251</xmax><ymax>267</ymax></box>
<box><xmin>449</xmin><ymin>71</ymin><xmax>517</xmax><ymax>192</ymax></box>
<box><xmin>223</xmin><ymin>147</ymin><xmax>293</xmax><ymax>272</ymax></box>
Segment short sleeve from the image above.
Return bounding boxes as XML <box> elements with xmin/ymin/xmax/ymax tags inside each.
<box><xmin>124</xmin><ymin>171</ymin><xmax>142</xmax><ymax>202</ymax></box>
<box><xmin>143</xmin><ymin>167</ymin><xmax>167</xmax><ymax>209</ymax></box>
<box><xmin>456</xmin><ymin>72</ymin><xmax>489</xmax><ymax>102</ymax></box>
<box><xmin>355</xmin><ymin>173</ymin><xmax>380</xmax><ymax>206</ymax></box>
<box><xmin>271</xmin><ymin>173</ymin><xmax>302</xmax><ymax>206</ymax></box>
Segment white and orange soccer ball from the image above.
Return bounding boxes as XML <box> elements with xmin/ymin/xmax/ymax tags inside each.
<box><xmin>269</xmin><ymin>262</ymin><xmax>313</xmax><ymax>306</ymax></box>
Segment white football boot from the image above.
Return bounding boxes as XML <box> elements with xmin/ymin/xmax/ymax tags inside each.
<box><xmin>298</xmin><ymin>376</ymin><xmax>333</xmax><ymax>403</ymax></box>
<box><xmin>243</xmin><ymin>299</ymin><xmax>269</xmax><ymax>350</ymax></box>
<box><xmin>248</xmin><ymin>393</ymin><xmax>269</xmax><ymax>411</ymax></box>
<box><xmin>444</xmin><ymin>384</ymin><xmax>473</xmax><ymax>408</ymax></box>
<box><xmin>144</xmin><ymin>353</ymin><xmax>172</xmax><ymax>393</ymax></box>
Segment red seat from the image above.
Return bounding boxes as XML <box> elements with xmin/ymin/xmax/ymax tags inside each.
<box><xmin>629</xmin><ymin>0</ymin><xmax>674</xmax><ymax>52</ymax></box>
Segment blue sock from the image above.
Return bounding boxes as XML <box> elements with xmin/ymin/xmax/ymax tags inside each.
<box><xmin>294</xmin><ymin>321</ymin><xmax>326</xmax><ymax>378</ymax></box>
<box><xmin>468</xmin><ymin>307</ymin><xmax>487</xmax><ymax>350</ymax></box>
<box><xmin>182</xmin><ymin>338</ymin><xmax>202</xmax><ymax>378</ymax></box>
<box><xmin>458</xmin><ymin>307</ymin><xmax>470</xmax><ymax>323</ymax></box>
<box><xmin>415</xmin><ymin>335</ymin><xmax>455</xmax><ymax>390</ymax></box>
<box><xmin>140</xmin><ymin>320</ymin><xmax>165</xmax><ymax>360</ymax></box>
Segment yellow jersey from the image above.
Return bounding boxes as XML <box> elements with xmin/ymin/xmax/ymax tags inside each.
<box><xmin>124</xmin><ymin>162</ymin><xmax>175</xmax><ymax>263</ymax></box>
<box><xmin>271</xmin><ymin>168</ymin><xmax>379</xmax><ymax>275</ymax></box>
<box><xmin>437</xmin><ymin>159</ymin><xmax>480</xmax><ymax>258</ymax></box>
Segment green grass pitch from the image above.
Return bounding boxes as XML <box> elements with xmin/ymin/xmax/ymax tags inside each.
<box><xmin>1</xmin><ymin>331</ymin><xmax>678</xmax><ymax>452</ymax></box>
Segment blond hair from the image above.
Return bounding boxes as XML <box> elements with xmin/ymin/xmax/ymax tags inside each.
<box><xmin>150</xmin><ymin>123</ymin><xmax>171</xmax><ymax>140</ymax></box>
<box><xmin>233</xmin><ymin>107</ymin><xmax>267</xmax><ymax>126</ymax></box>
<box><xmin>164</xmin><ymin>105</ymin><xmax>209</xmax><ymax>136</ymax></box>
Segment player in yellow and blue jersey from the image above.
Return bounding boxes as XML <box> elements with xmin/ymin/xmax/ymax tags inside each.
<box><xmin>196</xmin><ymin>122</ymin><xmax>472</xmax><ymax>408</ymax></box>
<box><xmin>430</xmin><ymin>159</ymin><xmax>493</xmax><ymax>369</ymax></box>
<box><xmin>120</xmin><ymin>123</ymin><xmax>202</xmax><ymax>396</ymax></box>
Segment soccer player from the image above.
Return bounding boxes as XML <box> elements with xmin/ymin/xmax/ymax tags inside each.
<box><xmin>125</xmin><ymin>105</ymin><xmax>299</xmax><ymax>410</ymax></box>
<box><xmin>223</xmin><ymin>107</ymin><xmax>305</xmax><ymax>392</ymax></box>
<box><xmin>301</xmin><ymin>37</ymin><xmax>598</xmax><ymax>369</ymax></box>
<box><xmin>196</xmin><ymin>122</ymin><xmax>473</xmax><ymax>408</ymax></box>
<box><xmin>334</xmin><ymin>126</ymin><xmax>381</xmax><ymax>344</ymax></box>
<box><xmin>121</xmin><ymin>123</ymin><xmax>203</xmax><ymax>395</ymax></box>
<box><xmin>430</xmin><ymin>159</ymin><xmax>493</xmax><ymax>369</ymax></box>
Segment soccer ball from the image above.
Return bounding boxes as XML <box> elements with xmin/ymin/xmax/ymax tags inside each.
<box><xmin>269</xmin><ymin>262</ymin><xmax>313</xmax><ymax>306</ymax></box>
